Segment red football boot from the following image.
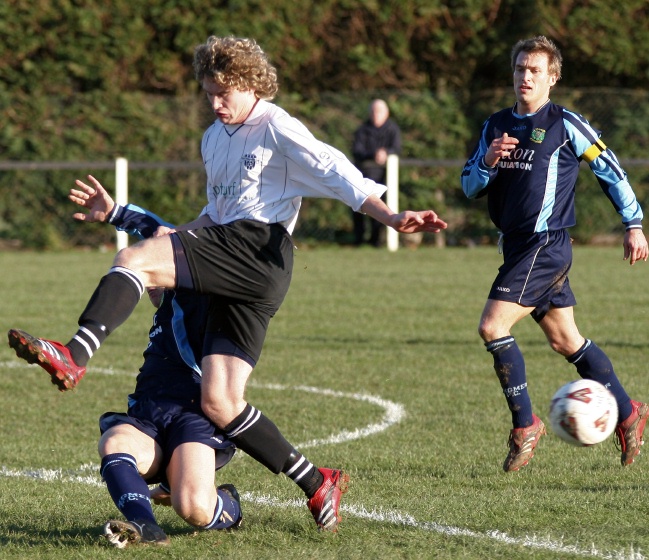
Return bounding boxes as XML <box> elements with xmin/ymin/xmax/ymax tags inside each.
<box><xmin>8</xmin><ymin>329</ymin><xmax>86</xmax><ymax>391</ymax></box>
<box><xmin>503</xmin><ymin>414</ymin><xmax>546</xmax><ymax>472</ymax></box>
<box><xmin>306</xmin><ymin>468</ymin><xmax>349</xmax><ymax>532</ymax></box>
<box><xmin>615</xmin><ymin>400</ymin><xmax>649</xmax><ymax>466</ymax></box>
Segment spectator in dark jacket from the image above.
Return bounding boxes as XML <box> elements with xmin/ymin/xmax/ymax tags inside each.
<box><xmin>351</xmin><ymin>99</ymin><xmax>402</xmax><ymax>247</ymax></box>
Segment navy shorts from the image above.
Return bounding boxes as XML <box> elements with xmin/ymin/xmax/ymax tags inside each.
<box><xmin>172</xmin><ymin>220</ymin><xmax>294</xmax><ymax>362</ymax></box>
<box><xmin>99</xmin><ymin>397</ymin><xmax>236</xmax><ymax>484</ymax></box>
<box><xmin>488</xmin><ymin>230</ymin><xmax>577</xmax><ymax>322</ymax></box>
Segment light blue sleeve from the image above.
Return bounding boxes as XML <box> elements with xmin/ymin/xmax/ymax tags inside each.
<box><xmin>563</xmin><ymin>109</ymin><xmax>642</xmax><ymax>227</ymax></box>
<box><xmin>108</xmin><ymin>203</ymin><xmax>175</xmax><ymax>239</ymax></box>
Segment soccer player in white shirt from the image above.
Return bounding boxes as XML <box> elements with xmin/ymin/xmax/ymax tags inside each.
<box><xmin>8</xmin><ymin>36</ymin><xmax>447</xmax><ymax>532</ymax></box>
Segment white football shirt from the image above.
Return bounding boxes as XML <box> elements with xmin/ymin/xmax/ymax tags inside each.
<box><xmin>200</xmin><ymin>99</ymin><xmax>387</xmax><ymax>233</ymax></box>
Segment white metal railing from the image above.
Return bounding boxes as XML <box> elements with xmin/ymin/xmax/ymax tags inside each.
<box><xmin>385</xmin><ymin>154</ymin><xmax>399</xmax><ymax>252</ymax></box>
<box><xmin>6</xmin><ymin>155</ymin><xmax>647</xmax><ymax>252</ymax></box>
<box><xmin>115</xmin><ymin>157</ymin><xmax>129</xmax><ymax>251</ymax></box>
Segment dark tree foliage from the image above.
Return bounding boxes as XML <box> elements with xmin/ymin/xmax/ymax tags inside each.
<box><xmin>1</xmin><ymin>0</ymin><xmax>648</xmax><ymax>247</ymax></box>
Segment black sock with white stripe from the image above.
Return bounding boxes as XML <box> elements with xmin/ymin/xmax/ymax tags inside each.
<box><xmin>66</xmin><ymin>267</ymin><xmax>144</xmax><ymax>366</ymax></box>
<box><xmin>283</xmin><ymin>450</ymin><xmax>324</xmax><ymax>498</ymax></box>
<box><xmin>224</xmin><ymin>403</ymin><xmax>324</xmax><ymax>498</ymax></box>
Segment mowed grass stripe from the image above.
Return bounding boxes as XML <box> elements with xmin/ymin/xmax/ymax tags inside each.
<box><xmin>1</xmin><ymin>246</ymin><xmax>648</xmax><ymax>559</ymax></box>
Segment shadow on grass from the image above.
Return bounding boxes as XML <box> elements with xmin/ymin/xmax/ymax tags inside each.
<box><xmin>0</xmin><ymin>523</ymin><xmax>104</xmax><ymax>547</ymax></box>
<box><xmin>0</xmin><ymin>521</ymin><xmax>208</xmax><ymax>548</ymax></box>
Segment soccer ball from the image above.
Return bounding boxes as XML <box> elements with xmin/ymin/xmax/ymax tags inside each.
<box><xmin>549</xmin><ymin>379</ymin><xmax>618</xmax><ymax>446</ymax></box>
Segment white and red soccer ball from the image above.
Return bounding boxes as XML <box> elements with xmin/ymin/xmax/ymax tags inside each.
<box><xmin>549</xmin><ymin>379</ymin><xmax>618</xmax><ymax>446</ymax></box>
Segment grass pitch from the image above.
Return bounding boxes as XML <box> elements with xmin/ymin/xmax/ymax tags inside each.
<box><xmin>1</xmin><ymin>245</ymin><xmax>649</xmax><ymax>559</ymax></box>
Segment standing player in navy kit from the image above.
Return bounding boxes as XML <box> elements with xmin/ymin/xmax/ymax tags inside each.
<box><xmin>461</xmin><ymin>35</ymin><xmax>649</xmax><ymax>472</ymax></box>
<box><xmin>8</xmin><ymin>36</ymin><xmax>447</xmax><ymax>531</ymax></box>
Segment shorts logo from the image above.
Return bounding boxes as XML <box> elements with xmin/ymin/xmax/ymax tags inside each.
<box><xmin>496</xmin><ymin>286</ymin><xmax>510</xmax><ymax>292</ymax></box>
<box><xmin>242</xmin><ymin>153</ymin><xmax>257</xmax><ymax>170</ymax></box>
<box><xmin>530</xmin><ymin>128</ymin><xmax>546</xmax><ymax>143</ymax></box>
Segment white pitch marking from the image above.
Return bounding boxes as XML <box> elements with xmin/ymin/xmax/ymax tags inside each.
<box><xmin>245</xmin><ymin>494</ymin><xmax>645</xmax><ymax>560</ymax></box>
<box><xmin>0</xmin><ymin>463</ymin><xmax>103</xmax><ymax>487</ymax></box>
<box><xmin>0</xmin><ymin>464</ymin><xmax>642</xmax><ymax>560</ymax></box>
<box><xmin>0</xmin><ymin>361</ymin><xmax>407</xmax><ymax>448</ymax></box>
<box><xmin>247</xmin><ymin>382</ymin><xmax>406</xmax><ymax>448</ymax></box>
<box><xmin>0</xmin><ymin>361</ymin><xmax>644</xmax><ymax>558</ymax></box>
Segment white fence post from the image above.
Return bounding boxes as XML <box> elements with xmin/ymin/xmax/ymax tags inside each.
<box><xmin>386</xmin><ymin>154</ymin><xmax>399</xmax><ymax>252</ymax></box>
<box><xmin>115</xmin><ymin>157</ymin><xmax>128</xmax><ymax>251</ymax></box>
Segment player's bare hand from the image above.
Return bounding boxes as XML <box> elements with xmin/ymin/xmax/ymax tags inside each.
<box><xmin>69</xmin><ymin>175</ymin><xmax>115</xmax><ymax>223</ymax></box>
<box><xmin>389</xmin><ymin>210</ymin><xmax>448</xmax><ymax>234</ymax></box>
<box><xmin>374</xmin><ymin>148</ymin><xmax>388</xmax><ymax>166</ymax></box>
<box><xmin>153</xmin><ymin>225</ymin><xmax>176</xmax><ymax>237</ymax></box>
<box><xmin>484</xmin><ymin>132</ymin><xmax>519</xmax><ymax>167</ymax></box>
<box><xmin>150</xmin><ymin>485</ymin><xmax>172</xmax><ymax>506</ymax></box>
<box><xmin>623</xmin><ymin>228</ymin><xmax>648</xmax><ymax>265</ymax></box>
<box><xmin>147</xmin><ymin>287</ymin><xmax>165</xmax><ymax>308</ymax></box>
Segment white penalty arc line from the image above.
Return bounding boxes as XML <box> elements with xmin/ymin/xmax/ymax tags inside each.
<box><xmin>0</xmin><ymin>361</ymin><xmax>644</xmax><ymax>559</ymax></box>
<box><xmin>0</xmin><ymin>465</ymin><xmax>643</xmax><ymax>560</ymax></box>
<box><xmin>247</xmin><ymin>381</ymin><xmax>406</xmax><ymax>449</ymax></box>
<box><xmin>0</xmin><ymin>361</ymin><xmax>407</xmax><ymax>448</ymax></box>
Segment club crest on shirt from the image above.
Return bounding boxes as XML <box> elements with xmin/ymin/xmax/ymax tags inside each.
<box><xmin>530</xmin><ymin>128</ymin><xmax>546</xmax><ymax>143</ymax></box>
<box><xmin>242</xmin><ymin>153</ymin><xmax>257</xmax><ymax>170</ymax></box>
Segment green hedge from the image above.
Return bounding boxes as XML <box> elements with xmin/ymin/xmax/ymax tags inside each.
<box><xmin>2</xmin><ymin>88</ymin><xmax>649</xmax><ymax>249</ymax></box>
<box><xmin>3</xmin><ymin>1</ymin><xmax>649</xmax><ymax>249</ymax></box>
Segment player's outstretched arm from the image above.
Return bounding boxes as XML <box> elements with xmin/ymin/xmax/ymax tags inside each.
<box><xmin>360</xmin><ymin>194</ymin><xmax>448</xmax><ymax>234</ymax></box>
<box><xmin>623</xmin><ymin>228</ymin><xmax>648</xmax><ymax>265</ymax></box>
<box><xmin>70</xmin><ymin>175</ymin><xmax>177</xmax><ymax>239</ymax></box>
<box><xmin>69</xmin><ymin>175</ymin><xmax>115</xmax><ymax>223</ymax></box>
<box><xmin>390</xmin><ymin>209</ymin><xmax>448</xmax><ymax>234</ymax></box>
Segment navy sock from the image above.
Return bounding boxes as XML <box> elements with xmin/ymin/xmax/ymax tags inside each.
<box><xmin>486</xmin><ymin>336</ymin><xmax>533</xmax><ymax>428</ymax></box>
<box><xmin>567</xmin><ymin>339</ymin><xmax>632</xmax><ymax>421</ymax></box>
<box><xmin>66</xmin><ymin>267</ymin><xmax>144</xmax><ymax>366</ymax></box>
<box><xmin>203</xmin><ymin>487</ymin><xmax>241</xmax><ymax>530</ymax></box>
<box><xmin>100</xmin><ymin>453</ymin><xmax>156</xmax><ymax>524</ymax></box>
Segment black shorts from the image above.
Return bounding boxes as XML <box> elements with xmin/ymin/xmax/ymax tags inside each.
<box><xmin>488</xmin><ymin>230</ymin><xmax>577</xmax><ymax>321</ymax></box>
<box><xmin>99</xmin><ymin>397</ymin><xmax>236</xmax><ymax>484</ymax></box>
<box><xmin>173</xmin><ymin>220</ymin><xmax>294</xmax><ymax>362</ymax></box>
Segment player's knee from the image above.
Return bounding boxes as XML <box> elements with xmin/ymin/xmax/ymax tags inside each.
<box><xmin>113</xmin><ymin>246</ymin><xmax>135</xmax><ymax>268</ymax></box>
<box><xmin>113</xmin><ymin>247</ymin><xmax>155</xmax><ymax>289</ymax></box>
<box><xmin>116</xmin><ymin>240</ymin><xmax>155</xmax><ymax>267</ymax></box>
<box><xmin>478</xmin><ymin>319</ymin><xmax>495</xmax><ymax>342</ymax></box>
<box><xmin>201</xmin><ymin>395</ymin><xmax>226</xmax><ymax>428</ymax></box>
<box><xmin>173</xmin><ymin>492</ymin><xmax>214</xmax><ymax>527</ymax></box>
<box><xmin>547</xmin><ymin>338</ymin><xmax>572</xmax><ymax>356</ymax></box>
<box><xmin>201</xmin><ymin>393</ymin><xmax>242</xmax><ymax>429</ymax></box>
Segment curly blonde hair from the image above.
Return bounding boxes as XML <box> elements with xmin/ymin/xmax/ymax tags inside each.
<box><xmin>193</xmin><ymin>36</ymin><xmax>279</xmax><ymax>100</ymax></box>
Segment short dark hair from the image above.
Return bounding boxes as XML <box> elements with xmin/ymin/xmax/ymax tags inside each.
<box><xmin>511</xmin><ymin>36</ymin><xmax>562</xmax><ymax>80</ymax></box>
